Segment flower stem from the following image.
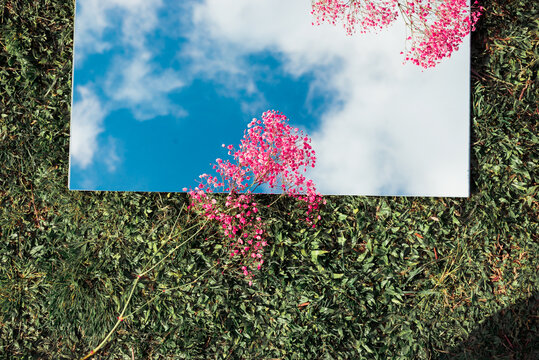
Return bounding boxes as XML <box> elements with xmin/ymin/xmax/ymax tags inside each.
<box><xmin>80</xmin><ymin>208</ymin><xmax>210</xmax><ymax>359</ymax></box>
<box><xmin>80</xmin><ymin>276</ymin><xmax>140</xmax><ymax>360</ymax></box>
<box><xmin>124</xmin><ymin>261</ymin><xmax>220</xmax><ymax>321</ymax></box>
<box><xmin>139</xmin><ymin>219</ymin><xmax>209</xmax><ymax>278</ymax></box>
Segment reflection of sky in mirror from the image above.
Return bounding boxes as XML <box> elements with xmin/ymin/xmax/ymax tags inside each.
<box><xmin>69</xmin><ymin>0</ymin><xmax>470</xmax><ymax>196</ymax></box>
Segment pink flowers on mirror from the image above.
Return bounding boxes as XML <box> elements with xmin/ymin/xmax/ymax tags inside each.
<box><xmin>311</xmin><ymin>0</ymin><xmax>483</xmax><ymax>68</ymax></box>
<box><xmin>312</xmin><ymin>0</ymin><xmax>399</xmax><ymax>35</ymax></box>
<box><xmin>185</xmin><ymin>110</ymin><xmax>325</xmax><ymax>283</ymax></box>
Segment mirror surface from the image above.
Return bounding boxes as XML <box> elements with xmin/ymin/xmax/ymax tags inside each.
<box><xmin>70</xmin><ymin>0</ymin><xmax>470</xmax><ymax>196</ymax></box>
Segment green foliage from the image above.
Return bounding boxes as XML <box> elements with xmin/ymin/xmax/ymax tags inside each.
<box><xmin>0</xmin><ymin>0</ymin><xmax>537</xmax><ymax>358</ymax></box>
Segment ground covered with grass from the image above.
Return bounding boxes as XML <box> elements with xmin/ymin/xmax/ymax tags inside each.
<box><xmin>0</xmin><ymin>0</ymin><xmax>537</xmax><ymax>359</ymax></box>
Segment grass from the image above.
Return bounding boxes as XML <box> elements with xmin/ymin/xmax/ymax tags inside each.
<box><xmin>0</xmin><ymin>0</ymin><xmax>537</xmax><ymax>358</ymax></box>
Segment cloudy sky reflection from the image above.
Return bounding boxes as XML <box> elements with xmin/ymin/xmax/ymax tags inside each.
<box><xmin>69</xmin><ymin>0</ymin><xmax>470</xmax><ymax>196</ymax></box>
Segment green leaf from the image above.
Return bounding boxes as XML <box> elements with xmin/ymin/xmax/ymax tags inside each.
<box><xmin>311</xmin><ymin>250</ymin><xmax>328</xmax><ymax>264</ymax></box>
<box><xmin>30</xmin><ymin>245</ymin><xmax>44</xmax><ymax>257</ymax></box>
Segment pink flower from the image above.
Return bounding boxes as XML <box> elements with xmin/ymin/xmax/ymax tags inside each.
<box><xmin>311</xmin><ymin>0</ymin><xmax>483</xmax><ymax>68</ymax></box>
<box><xmin>186</xmin><ymin>110</ymin><xmax>325</xmax><ymax>284</ymax></box>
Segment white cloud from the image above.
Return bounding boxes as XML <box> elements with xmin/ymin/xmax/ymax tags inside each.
<box><xmin>105</xmin><ymin>50</ymin><xmax>186</xmax><ymax>121</ymax></box>
<box><xmin>102</xmin><ymin>136</ymin><xmax>122</xmax><ymax>173</ymax></box>
<box><xmin>183</xmin><ymin>0</ymin><xmax>470</xmax><ymax>196</ymax></box>
<box><xmin>70</xmin><ymin>85</ymin><xmax>106</xmax><ymax>169</ymax></box>
<box><xmin>72</xmin><ymin>0</ymin><xmax>186</xmax><ymax>180</ymax></box>
<box><xmin>75</xmin><ymin>0</ymin><xmax>187</xmax><ymax>121</ymax></box>
<box><xmin>179</xmin><ymin>32</ymin><xmax>268</xmax><ymax>114</ymax></box>
<box><xmin>74</xmin><ymin>0</ymin><xmax>163</xmax><ymax>61</ymax></box>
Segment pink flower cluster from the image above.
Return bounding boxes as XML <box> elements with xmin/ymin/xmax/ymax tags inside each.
<box><xmin>401</xmin><ymin>0</ymin><xmax>483</xmax><ymax>68</ymax></box>
<box><xmin>184</xmin><ymin>110</ymin><xmax>325</xmax><ymax>284</ymax></box>
<box><xmin>312</xmin><ymin>0</ymin><xmax>398</xmax><ymax>35</ymax></box>
<box><xmin>187</xmin><ymin>190</ymin><xmax>266</xmax><ymax>284</ymax></box>
<box><xmin>311</xmin><ymin>0</ymin><xmax>483</xmax><ymax>68</ymax></box>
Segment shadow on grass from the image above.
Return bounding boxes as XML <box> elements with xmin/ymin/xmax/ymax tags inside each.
<box><xmin>439</xmin><ymin>292</ymin><xmax>538</xmax><ymax>359</ymax></box>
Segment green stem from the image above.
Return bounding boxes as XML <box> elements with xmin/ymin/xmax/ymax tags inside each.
<box><xmin>80</xmin><ymin>208</ymin><xmax>209</xmax><ymax>360</ymax></box>
<box><xmin>124</xmin><ymin>261</ymin><xmax>220</xmax><ymax>321</ymax></box>
<box><xmin>139</xmin><ymin>219</ymin><xmax>208</xmax><ymax>278</ymax></box>
<box><xmin>80</xmin><ymin>277</ymin><xmax>140</xmax><ymax>360</ymax></box>
<box><xmin>140</xmin><ymin>204</ymin><xmax>197</xmax><ymax>273</ymax></box>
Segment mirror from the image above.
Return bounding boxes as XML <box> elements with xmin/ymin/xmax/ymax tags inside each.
<box><xmin>69</xmin><ymin>0</ymin><xmax>470</xmax><ymax>196</ymax></box>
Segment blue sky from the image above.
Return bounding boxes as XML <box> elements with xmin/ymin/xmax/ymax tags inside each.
<box><xmin>70</xmin><ymin>0</ymin><xmax>470</xmax><ymax>196</ymax></box>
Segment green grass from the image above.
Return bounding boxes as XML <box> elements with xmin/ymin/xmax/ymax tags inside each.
<box><xmin>0</xmin><ymin>0</ymin><xmax>537</xmax><ymax>358</ymax></box>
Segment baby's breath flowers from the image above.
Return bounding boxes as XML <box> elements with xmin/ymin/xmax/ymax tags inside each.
<box><xmin>311</xmin><ymin>0</ymin><xmax>483</xmax><ymax>68</ymax></box>
<box><xmin>185</xmin><ymin>110</ymin><xmax>325</xmax><ymax>284</ymax></box>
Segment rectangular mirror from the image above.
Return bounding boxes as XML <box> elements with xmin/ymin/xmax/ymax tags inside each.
<box><xmin>69</xmin><ymin>0</ymin><xmax>470</xmax><ymax>196</ymax></box>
